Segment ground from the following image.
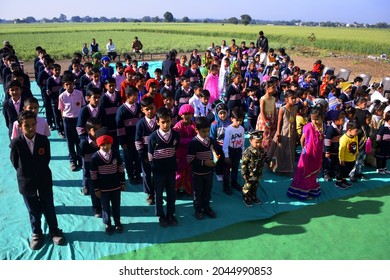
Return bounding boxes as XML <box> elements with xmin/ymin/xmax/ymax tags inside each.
<box><xmin>21</xmin><ymin>51</ymin><xmax>390</xmax><ymax>83</ymax></box>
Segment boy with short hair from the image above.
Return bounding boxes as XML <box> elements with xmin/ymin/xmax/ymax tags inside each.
<box><xmin>112</xmin><ymin>62</ymin><xmax>125</xmax><ymax>92</ymax></box>
<box><xmin>184</xmin><ymin>59</ymin><xmax>203</xmax><ymax>88</ymax></box>
<box><xmin>241</xmin><ymin>130</ymin><xmax>271</xmax><ymax>206</ymax></box>
<box><xmin>3</xmin><ymin>80</ymin><xmax>24</xmax><ymax>139</ymax></box>
<box><xmin>58</xmin><ymin>75</ymin><xmax>86</xmax><ymax>171</ymax></box>
<box><xmin>135</xmin><ymin>97</ymin><xmax>158</xmax><ymax>205</ymax></box>
<box><xmin>46</xmin><ymin>63</ymin><xmax>64</xmax><ymax>137</ymax></box>
<box><xmin>175</xmin><ymin>76</ymin><xmax>193</xmax><ymax>109</ymax></box>
<box><xmin>187</xmin><ymin>116</ymin><xmax>220</xmax><ymax>220</ymax></box>
<box><xmin>100</xmin><ymin>56</ymin><xmax>114</xmax><ymax>84</ymax></box>
<box><xmin>91</xmin><ymin>127</ymin><xmax>126</xmax><ymax>234</ymax></box>
<box><xmin>336</xmin><ymin>121</ymin><xmax>359</xmax><ymax>189</ymax></box>
<box><xmin>223</xmin><ymin>107</ymin><xmax>246</xmax><ymax>190</ymax></box>
<box><xmin>85</xmin><ymin>68</ymin><xmax>104</xmax><ymax>95</ymax></box>
<box><xmin>148</xmin><ymin>107</ymin><xmax>180</xmax><ymax>227</ymax></box>
<box><xmin>79</xmin><ymin>62</ymin><xmax>94</xmax><ymax>96</ymax></box>
<box><xmin>162</xmin><ymin>89</ymin><xmax>179</xmax><ymax>126</ymax></box>
<box><xmin>10</xmin><ymin>110</ymin><xmax>65</xmax><ymax>250</ymax></box>
<box><xmin>194</xmin><ymin>89</ymin><xmax>213</xmax><ymax>120</ymax></box>
<box><xmin>120</xmin><ymin>67</ymin><xmax>136</xmax><ymax>103</ymax></box>
<box><xmin>116</xmin><ymin>85</ymin><xmax>143</xmax><ymax>185</ymax></box>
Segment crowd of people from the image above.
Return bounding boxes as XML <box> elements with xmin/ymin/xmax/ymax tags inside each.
<box><xmin>1</xmin><ymin>30</ymin><xmax>390</xmax><ymax>250</ymax></box>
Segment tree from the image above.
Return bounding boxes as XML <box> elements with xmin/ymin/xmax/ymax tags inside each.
<box><xmin>241</xmin><ymin>14</ymin><xmax>252</xmax><ymax>25</ymax></box>
<box><xmin>163</xmin><ymin>11</ymin><xmax>174</xmax><ymax>22</ymax></box>
<box><xmin>152</xmin><ymin>16</ymin><xmax>159</xmax><ymax>23</ymax></box>
<box><xmin>142</xmin><ymin>16</ymin><xmax>151</xmax><ymax>22</ymax></box>
<box><xmin>182</xmin><ymin>16</ymin><xmax>190</xmax><ymax>23</ymax></box>
<box><xmin>228</xmin><ymin>17</ymin><xmax>239</xmax><ymax>25</ymax></box>
<box><xmin>71</xmin><ymin>16</ymin><xmax>82</xmax><ymax>22</ymax></box>
<box><xmin>120</xmin><ymin>17</ymin><xmax>127</xmax><ymax>22</ymax></box>
<box><xmin>24</xmin><ymin>16</ymin><xmax>37</xmax><ymax>23</ymax></box>
<box><xmin>59</xmin><ymin>14</ymin><xmax>67</xmax><ymax>22</ymax></box>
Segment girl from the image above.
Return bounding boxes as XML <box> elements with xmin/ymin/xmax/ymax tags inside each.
<box><xmin>287</xmin><ymin>106</ymin><xmax>325</xmax><ymax>200</ymax></box>
<box><xmin>173</xmin><ymin>104</ymin><xmax>197</xmax><ymax>194</ymax></box>
<box><xmin>295</xmin><ymin>102</ymin><xmax>308</xmax><ymax>142</ymax></box>
<box><xmin>176</xmin><ymin>54</ymin><xmax>188</xmax><ymax>80</ymax></box>
<box><xmin>201</xmin><ymin>50</ymin><xmax>213</xmax><ymax>79</ymax></box>
<box><xmin>218</xmin><ymin>57</ymin><xmax>231</xmax><ymax>97</ymax></box>
<box><xmin>256</xmin><ymin>81</ymin><xmax>277</xmax><ymax>150</ymax></box>
<box><xmin>203</xmin><ymin>64</ymin><xmax>220</xmax><ymax>104</ymax></box>
<box><xmin>268</xmin><ymin>90</ymin><xmax>297</xmax><ymax>173</ymax></box>
<box><xmin>375</xmin><ymin>111</ymin><xmax>390</xmax><ymax>174</ymax></box>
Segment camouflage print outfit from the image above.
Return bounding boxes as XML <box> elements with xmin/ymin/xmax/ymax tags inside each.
<box><xmin>241</xmin><ymin>146</ymin><xmax>270</xmax><ymax>201</ymax></box>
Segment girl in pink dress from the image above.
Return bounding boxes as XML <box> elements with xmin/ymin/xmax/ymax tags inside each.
<box><xmin>287</xmin><ymin>106</ymin><xmax>325</xmax><ymax>200</ymax></box>
<box><xmin>203</xmin><ymin>64</ymin><xmax>220</xmax><ymax>104</ymax></box>
<box><xmin>173</xmin><ymin>104</ymin><xmax>197</xmax><ymax>194</ymax></box>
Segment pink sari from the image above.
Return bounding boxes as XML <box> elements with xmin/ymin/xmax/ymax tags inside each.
<box><xmin>204</xmin><ymin>73</ymin><xmax>220</xmax><ymax>104</ymax></box>
<box><xmin>287</xmin><ymin>122</ymin><xmax>324</xmax><ymax>200</ymax></box>
<box><xmin>173</xmin><ymin>120</ymin><xmax>197</xmax><ymax>194</ymax></box>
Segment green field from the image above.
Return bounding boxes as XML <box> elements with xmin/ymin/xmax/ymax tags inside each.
<box><xmin>0</xmin><ymin>23</ymin><xmax>389</xmax><ymax>61</ymax></box>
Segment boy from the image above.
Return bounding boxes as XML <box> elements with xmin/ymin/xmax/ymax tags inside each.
<box><xmin>323</xmin><ymin>110</ymin><xmax>345</xmax><ymax>182</ymax></box>
<box><xmin>100</xmin><ymin>77</ymin><xmax>121</xmax><ymax>150</ymax></box>
<box><xmin>162</xmin><ymin>89</ymin><xmax>179</xmax><ymax>126</ymax></box>
<box><xmin>193</xmin><ymin>89</ymin><xmax>213</xmax><ymax>120</ymax></box>
<box><xmin>11</xmin><ymin>97</ymin><xmax>50</xmax><ymax>139</ymax></box>
<box><xmin>71</xmin><ymin>59</ymin><xmax>85</xmax><ymax>90</ymax></box>
<box><xmin>100</xmin><ymin>56</ymin><xmax>114</xmax><ymax>84</ymax></box>
<box><xmin>246</xmin><ymin>86</ymin><xmax>260</xmax><ymax>132</ymax></box>
<box><xmin>79</xmin><ymin>117</ymin><xmax>102</xmax><ymax>217</ymax></box>
<box><xmin>37</xmin><ymin>56</ymin><xmax>55</xmax><ymax>130</ymax></box>
<box><xmin>3</xmin><ymin>80</ymin><xmax>24</xmax><ymax>139</ymax></box>
<box><xmin>148</xmin><ymin>107</ymin><xmax>180</xmax><ymax>227</ymax></box>
<box><xmin>154</xmin><ymin>68</ymin><xmax>164</xmax><ymax>89</ymax></box>
<box><xmin>336</xmin><ymin>121</ymin><xmax>359</xmax><ymax>189</ymax></box>
<box><xmin>188</xmin><ymin>84</ymin><xmax>202</xmax><ymax>109</ymax></box>
<box><xmin>187</xmin><ymin>116</ymin><xmax>220</xmax><ymax>219</ymax></box>
<box><xmin>85</xmin><ymin>68</ymin><xmax>104</xmax><ymax>95</ymax></box>
<box><xmin>120</xmin><ymin>67</ymin><xmax>136</xmax><ymax>103</ymax></box>
<box><xmin>241</xmin><ymin>130</ymin><xmax>271</xmax><ymax>206</ymax></box>
<box><xmin>184</xmin><ymin>59</ymin><xmax>203</xmax><ymax>88</ymax></box>
<box><xmin>223</xmin><ymin>107</ymin><xmax>246</xmax><ymax>190</ymax></box>
<box><xmin>46</xmin><ymin>63</ymin><xmax>64</xmax><ymax>137</ymax></box>
<box><xmin>135</xmin><ymin>97</ymin><xmax>158</xmax><ymax>205</ymax></box>
<box><xmin>116</xmin><ymin>85</ymin><xmax>143</xmax><ymax>185</ymax></box>
<box><xmin>91</xmin><ymin>127</ymin><xmax>125</xmax><ymax>234</ymax></box>
<box><xmin>143</xmin><ymin>78</ymin><xmax>164</xmax><ymax>110</ymax></box>
<box><xmin>58</xmin><ymin>75</ymin><xmax>86</xmax><ymax>171</ymax></box>
<box><xmin>79</xmin><ymin>62</ymin><xmax>94</xmax><ymax>96</ymax></box>
<box><xmin>10</xmin><ymin>111</ymin><xmax>65</xmax><ymax>250</ymax></box>
<box><xmin>210</xmin><ymin>102</ymin><xmax>232</xmax><ymax>194</ymax></box>
<box><xmin>112</xmin><ymin>62</ymin><xmax>125</xmax><ymax>92</ymax></box>
<box><xmin>175</xmin><ymin>76</ymin><xmax>193</xmax><ymax>109</ymax></box>
<box><xmin>160</xmin><ymin>74</ymin><xmax>174</xmax><ymax>94</ymax></box>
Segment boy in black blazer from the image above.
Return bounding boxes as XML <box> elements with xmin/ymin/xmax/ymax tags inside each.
<box><xmin>3</xmin><ymin>80</ymin><xmax>24</xmax><ymax>139</ymax></box>
<box><xmin>10</xmin><ymin>111</ymin><xmax>65</xmax><ymax>250</ymax></box>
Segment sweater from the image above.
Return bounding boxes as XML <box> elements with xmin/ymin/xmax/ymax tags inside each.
<box><xmin>187</xmin><ymin>136</ymin><xmax>219</xmax><ymax>175</ymax></box>
<box><xmin>116</xmin><ymin>102</ymin><xmax>142</xmax><ymax>145</ymax></box>
<box><xmin>135</xmin><ymin>117</ymin><xmax>158</xmax><ymax>160</ymax></box>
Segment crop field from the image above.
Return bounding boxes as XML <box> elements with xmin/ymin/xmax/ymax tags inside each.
<box><xmin>0</xmin><ymin>22</ymin><xmax>389</xmax><ymax>61</ymax></box>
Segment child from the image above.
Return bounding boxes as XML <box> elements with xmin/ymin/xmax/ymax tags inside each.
<box><xmin>288</xmin><ymin>106</ymin><xmax>325</xmax><ymax>200</ymax></box>
<box><xmin>210</xmin><ymin>102</ymin><xmax>233</xmax><ymax>194</ymax></box>
<box><xmin>187</xmin><ymin>116</ymin><xmax>219</xmax><ymax>220</ymax></box>
<box><xmin>194</xmin><ymin>89</ymin><xmax>213</xmax><ymax>119</ymax></box>
<box><xmin>76</xmin><ymin>87</ymin><xmax>105</xmax><ymax>141</ymax></box>
<box><xmin>154</xmin><ymin>68</ymin><xmax>164</xmax><ymax>89</ymax></box>
<box><xmin>79</xmin><ymin>117</ymin><xmax>102</xmax><ymax>216</ymax></box>
<box><xmin>323</xmin><ymin>110</ymin><xmax>345</xmax><ymax>182</ymax></box>
<box><xmin>176</xmin><ymin>55</ymin><xmax>188</xmax><ymax>81</ymax></box>
<box><xmin>100</xmin><ymin>77</ymin><xmax>121</xmax><ymax>150</ymax></box>
<box><xmin>135</xmin><ymin>97</ymin><xmax>158</xmax><ymax>205</ymax></box>
<box><xmin>173</xmin><ymin>104</ymin><xmax>197</xmax><ymax>195</ymax></box>
<box><xmin>223</xmin><ymin>107</ymin><xmax>246</xmax><ymax>191</ymax></box>
<box><xmin>79</xmin><ymin>62</ymin><xmax>94</xmax><ymax>96</ymax></box>
<box><xmin>11</xmin><ymin>97</ymin><xmax>50</xmax><ymax>139</ymax></box>
<box><xmin>100</xmin><ymin>56</ymin><xmax>114</xmax><ymax>84</ymax></box>
<box><xmin>336</xmin><ymin>121</ymin><xmax>359</xmax><ymax>189</ymax></box>
<box><xmin>241</xmin><ymin>130</ymin><xmax>271</xmax><ymax>206</ymax></box>
<box><xmin>375</xmin><ymin>111</ymin><xmax>390</xmax><ymax>174</ymax></box>
<box><xmin>3</xmin><ymin>80</ymin><xmax>24</xmax><ymax>139</ymax></box>
<box><xmin>246</xmin><ymin>86</ymin><xmax>260</xmax><ymax>132</ymax></box>
<box><xmin>37</xmin><ymin>57</ymin><xmax>55</xmax><ymax>130</ymax></box>
<box><xmin>10</xmin><ymin>111</ymin><xmax>65</xmax><ymax>250</ymax></box>
<box><xmin>218</xmin><ymin>57</ymin><xmax>231</xmax><ymax>98</ymax></box>
<box><xmin>85</xmin><ymin>68</ymin><xmax>104</xmax><ymax>96</ymax></box>
<box><xmin>58</xmin><ymin>75</ymin><xmax>86</xmax><ymax>171</ymax></box>
<box><xmin>162</xmin><ymin>90</ymin><xmax>179</xmax><ymax>126</ymax></box>
<box><xmin>82</xmin><ymin>43</ymin><xmax>89</xmax><ymax>61</ymax></box>
<box><xmin>116</xmin><ymin>86</ymin><xmax>143</xmax><ymax>185</ymax></box>
<box><xmin>175</xmin><ymin>76</ymin><xmax>193</xmax><ymax>109</ymax></box>
<box><xmin>203</xmin><ymin>64</ymin><xmax>220</xmax><ymax>104</ymax></box>
<box><xmin>256</xmin><ymin>81</ymin><xmax>277</xmax><ymax>150</ymax></box>
<box><xmin>268</xmin><ymin>90</ymin><xmax>297</xmax><ymax>173</ymax></box>
<box><xmin>295</xmin><ymin>102</ymin><xmax>308</xmax><ymax>142</ymax></box>
<box><xmin>143</xmin><ymin>79</ymin><xmax>164</xmax><ymax>110</ymax></box>
<box><xmin>160</xmin><ymin>74</ymin><xmax>174</xmax><ymax>95</ymax></box>
<box><xmin>71</xmin><ymin>59</ymin><xmax>84</xmax><ymax>90</ymax></box>
<box><xmin>224</xmin><ymin>74</ymin><xmax>243</xmax><ymax>114</ymax></box>
<box><xmin>91</xmin><ymin>127</ymin><xmax>126</xmax><ymax>234</ymax></box>
<box><xmin>46</xmin><ymin>63</ymin><xmax>64</xmax><ymax>137</ymax></box>
<box><xmin>148</xmin><ymin>107</ymin><xmax>180</xmax><ymax>227</ymax></box>
<box><xmin>188</xmin><ymin>84</ymin><xmax>202</xmax><ymax>109</ymax></box>
<box><xmin>119</xmin><ymin>67</ymin><xmax>136</xmax><ymax>103</ymax></box>
<box><xmin>112</xmin><ymin>62</ymin><xmax>125</xmax><ymax>92</ymax></box>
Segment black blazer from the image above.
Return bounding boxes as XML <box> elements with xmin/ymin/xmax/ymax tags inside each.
<box><xmin>3</xmin><ymin>97</ymin><xmax>24</xmax><ymax>138</ymax></box>
<box><xmin>10</xmin><ymin>133</ymin><xmax>52</xmax><ymax>196</ymax></box>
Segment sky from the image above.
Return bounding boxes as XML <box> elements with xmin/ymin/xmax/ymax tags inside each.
<box><xmin>0</xmin><ymin>0</ymin><xmax>389</xmax><ymax>24</ymax></box>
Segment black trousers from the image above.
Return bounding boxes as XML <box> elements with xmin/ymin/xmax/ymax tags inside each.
<box><xmin>192</xmin><ymin>173</ymin><xmax>213</xmax><ymax>213</ymax></box>
<box><xmin>153</xmin><ymin>171</ymin><xmax>176</xmax><ymax>217</ymax></box>
<box><xmin>100</xmin><ymin>189</ymin><xmax>121</xmax><ymax>226</ymax></box>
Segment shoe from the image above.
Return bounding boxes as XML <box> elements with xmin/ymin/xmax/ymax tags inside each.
<box><xmin>232</xmin><ymin>182</ymin><xmax>242</xmax><ymax>191</ymax></box>
<box><xmin>167</xmin><ymin>215</ymin><xmax>178</xmax><ymax>226</ymax></box>
<box><xmin>105</xmin><ymin>225</ymin><xmax>114</xmax><ymax>235</ymax></box>
<box><xmin>51</xmin><ymin>229</ymin><xmax>65</xmax><ymax>245</ymax></box>
<box><xmin>204</xmin><ymin>208</ymin><xmax>216</xmax><ymax>218</ymax></box>
<box><xmin>377</xmin><ymin>169</ymin><xmax>386</xmax><ymax>175</ymax></box>
<box><xmin>115</xmin><ymin>224</ymin><xmax>123</xmax><ymax>233</ymax></box>
<box><xmin>81</xmin><ymin>186</ymin><xmax>89</xmax><ymax>195</ymax></box>
<box><xmin>58</xmin><ymin>131</ymin><xmax>66</xmax><ymax>139</ymax></box>
<box><xmin>243</xmin><ymin>198</ymin><xmax>253</xmax><ymax>207</ymax></box>
<box><xmin>384</xmin><ymin>169</ymin><xmax>390</xmax><ymax>174</ymax></box>
<box><xmin>50</xmin><ymin>125</ymin><xmax>56</xmax><ymax>131</ymax></box>
<box><xmin>146</xmin><ymin>194</ymin><xmax>155</xmax><ymax>205</ymax></box>
<box><xmin>335</xmin><ymin>181</ymin><xmax>348</xmax><ymax>190</ymax></box>
<box><xmin>70</xmin><ymin>162</ymin><xmax>77</xmax><ymax>172</ymax></box>
<box><xmin>216</xmin><ymin>175</ymin><xmax>223</xmax><ymax>182</ymax></box>
<box><xmin>223</xmin><ymin>186</ymin><xmax>233</xmax><ymax>195</ymax></box>
<box><xmin>159</xmin><ymin>216</ymin><xmax>169</xmax><ymax>228</ymax></box>
<box><xmin>343</xmin><ymin>180</ymin><xmax>352</xmax><ymax>187</ymax></box>
<box><xmin>94</xmin><ymin>211</ymin><xmax>102</xmax><ymax>218</ymax></box>
<box><xmin>349</xmin><ymin>176</ymin><xmax>358</xmax><ymax>183</ymax></box>
<box><xmin>324</xmin><ymin>174</ymin><xmax>332</xmax><ymax>182</ymax></box>
<box><xmin>194</xmin><ymin>212</ymin><xmax>204</xmax><ymax>220</ymax></box>
<box><xmin>30</xmin><ymin>233</ymin><xmax>44</xmax><ymax>250</ymax></box>
<box><xmin>251</xmin><ymin>197</ymin><xmax>262</xmax><ymax>205</ymax></box>
<box><xmin>359</xmin><ymin>174</ymin><xmax>368</xmax><ymax>180</ymax></box>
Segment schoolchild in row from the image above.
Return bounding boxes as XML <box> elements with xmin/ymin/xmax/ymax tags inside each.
<box><xmin>85</xmin><ymin>68</ymin><xmax>104</xmax><ymax>96</ymax></box>
<box><xmin>194</xmin><ymin>89</ymin><xmax>213</xmax><ymax>120</ymax></box>
<box><xmin>112</xmin><ymin>62</ymin><xmax>125</xmax><ymax>92</ymax></box>
<box><xmin>79</xmin><ymin>62</ymin><xmax>94</xmax><ymax>96</ymax></box>
<box><xmin>162</xmin><ymin>90</ymin><xmax>179</xmax><ymax>126</ymax></box>
<box><xmin>46</xmin><ymin>63</ymin><xmax>64</xmax><ymax>137</ymax></box>
<box><xmin>175</xmin><ymin>76</ymin><xmax>193</xmax><ymax>109</ymax></box>
<box><xmin>375</xmin><ymin>111</ymin><xmax>390</xmax><ymax>174</ymax></box>
<box><xmin>148</xmin><ymin>107</ymin><xmax>180</xmax><ymax>227</ymax></box>
<box><xmin>3</xmin><ymin>80</ymin><xmax>25</xmax><ymax>139</ymax></box>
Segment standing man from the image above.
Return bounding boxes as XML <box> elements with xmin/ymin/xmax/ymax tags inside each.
<box><xmin>256</xmin><ymin>31</ymin><xmax>269</xmax><ymax>65</ymax></box>
<box><xmin>90</xmin><ymin>38</ymin><xmax>100</xmax><ymax>56</ymax></box>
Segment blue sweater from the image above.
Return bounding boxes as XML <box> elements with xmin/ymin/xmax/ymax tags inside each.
<box><xmin>116</xmin><ymin>103</ymin><xmax>142</xmax><ymax>145</ymax></box>
<box><xmin>79</xmin><ymin>136</ymin><xmax>99</xmax><ymax>179</ymax></box>
<box><xmin>100</xmin><ymin>92</ymin><xmax>122</xmax><ymax>133</ymax></box>
<box><xmin>187</xmin><ymin>136</ymin><xmax>219</xmax><ymax>175</ymax></box>
<box><xmin>135</xmin><ymin>117</ymin><xmax>158</xmax><ymax>160</ymax></box>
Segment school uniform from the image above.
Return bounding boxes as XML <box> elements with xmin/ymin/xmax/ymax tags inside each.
<box><xmin>175</xmin><ymin>87</ymin><xmax>193</xmax><ymax>109</ymax></box>
<box><xmin>135</xmin><ymin>117</ymin><xmax>158</xmax><ymax>196</ymax></box>
<box><xmin>37</xmin><ymin>68</ymin><xmax>54</xmax><ymax>127</ymax></box>
<box><xmin>72</xmin><ymin>70</ymin><xmax>85</xmax><ymax>90</ymax></box>
<box><xmin>79</xmin><ymin>74</ymin><xmax>93</xmax><ymax>96</ymax></box>
<box><xmin>100</xmin><ymin>91</ymin><xmax>122</xmax><ymax>150</ymax></box>
<box><xmin>324</xmin><ymin>122</ymin><xmax>343</xmax><ymax>179</ymax></box>
<box><xmin>116</xmin><ymin>102</ymin><xmax>142</xmax><ymax>181</ymax></box>
<box><xmin>76</xmin><ymin>104</ymin><xmax>106</xmax><ymax>139</ymax></box>
<box><xmin>148</xmin><ymin>129</ymin><xmax>180</xmax><ymax>217</ymax></box>
<box><xmin>86</xmin><ymin>80</ymin><xmax>105</xmax><ymax>96</ymax></box>
<box><xmin>224</xmin><ymin>83</ymin><xmax>243</xmax><ymax>114</ymax></box>
<box><xmin>3</xmin><ymin>97</ymin><xmax>24</xmax><ymax>139</ymax></box>
<box><xmin>184</xmin><ymin>68</ymin><xmax>203</xmax><ymax>88</ymax></box>
<box><xmin>10</xmin><ymin>133</ymin><xmax>60</xmax><ymax>235</ymax></box>
<box><xmin>46</xmin><ymin>75</ymin><xmax>64</xmax><ymax>133</ymax></box>
<box><xmin>376</xmin><ymin>122</ymin><xmax>390</xmax><ymax>171</ymax></box>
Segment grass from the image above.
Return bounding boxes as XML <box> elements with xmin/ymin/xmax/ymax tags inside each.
<box><xmin>0</xmin><ymin>23</ymin><xmax>389</xmax><ymax>61</ymax></box>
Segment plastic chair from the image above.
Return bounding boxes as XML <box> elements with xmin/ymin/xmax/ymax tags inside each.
<box><xmin>336</xmin><ymin>68</ymin><xmax>351</xmax><ymax>81</ymax></box>
<box><xmin>321</xmin><ymin>66</ymin><xmax>335</xmax><ymax>78</ymax></box>
<box><xmin>382</xmin><ymin>77</ymin><xmax>390</xmax><ymax>99</ymax></box>
<box><xmin>358</xmin><ymin>73</ymin><xmax>372</xmax><ymax>87</ymax></box>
